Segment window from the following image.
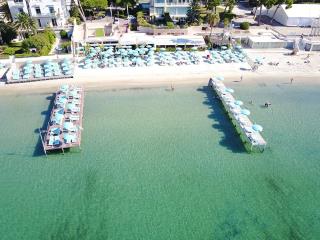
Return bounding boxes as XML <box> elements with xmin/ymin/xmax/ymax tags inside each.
<box><xmin>48</xmin><ymin>6</ymin><xmax>55</xmax><ymax>14</ymax></box>
<box><xmin>18</xmin><ymin>8</ymin><xmax>24</xmax><ymax>13</ymax></box>
<box><xmin>52</xmin><ymin>18</ymin><xmax>57</xmax><ymax>26</ymax></box>
<box><xmin>155</xmin><ymin>7</ymin><xmax>164</xmax><ymax>15</ymax></box>
<box><xmin>14</xmin><ymin>0</ymin><xmax>23</xmax><ymax>3</ymax></box>
<box><xmin>38</xmin><ymin>19</ymin><xmax>41</xmax><ymax>27</ymax></box>
<box><xmin>35</xmin><ymin>7</ymin><xmax>41</xmax><ymax>14</ymax></box>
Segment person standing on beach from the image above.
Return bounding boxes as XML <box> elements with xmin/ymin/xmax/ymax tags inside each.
<box><xmin>240</xmin><ymin>75</ymin><xmax>243</xmax><ymax>82</ymax></box>
<box><xmin>290</xmin><ymin>78</ymin><xmax>294</xmax><ymax>84</ymax></box>
<box><xmin>171</xmin><ymin>83</ymin><xmax>175</xmax><ymax>91</ymax></box>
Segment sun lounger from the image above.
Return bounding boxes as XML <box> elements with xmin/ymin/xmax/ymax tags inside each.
<box><xmin>48</xmin><ymin>135</ymin><xmax>61</xmax><ymax>146</ymax></box>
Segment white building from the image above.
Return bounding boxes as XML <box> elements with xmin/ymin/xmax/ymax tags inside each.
<box><xmin>262</xmin><ymin>4</ymin><xmax>320</xmax><ymax>27</ymax></box>
<box><xmin>7</xmin><ymin>0</ymin><xmax>71</xmax><ymax>28</ymax></box>
<box><xmin>149</xmin><ymin>0</ymin><xmax>191</xmax><ymax>20</ymax></box>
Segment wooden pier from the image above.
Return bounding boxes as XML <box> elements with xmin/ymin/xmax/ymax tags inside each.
<box><xmin>39</xmin><ymin>85</ymin><xmax>84</xmax><ymax>155</ymax></box>
<box><xmin>209</xmin><ymin>78</ymin><xmax>267</xmax><ymax>152</ymax></box>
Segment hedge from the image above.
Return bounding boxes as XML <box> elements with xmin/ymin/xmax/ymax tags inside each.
<box><xmin>3</xmin><ymin>47</ymin><xmax>16</xmax><ymax>55</ymax></box>
<box><xmin>240</xmin><ymin>22</ymin><xmax>250</xmax><ymax>30</ymax></box>
<box><xmin>60</xmin><ymin>30</ymin><xmax>68</xmax><ymax>39</ymax></box>
<box><xmin>166</xmin><ymin>22</ymin><xmax>175</xmax><ymax>29</ymax></box>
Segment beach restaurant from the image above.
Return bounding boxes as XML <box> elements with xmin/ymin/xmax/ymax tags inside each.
<box><xmin>71</xmin><ymin>23</ymin><xmax>206</xmax><ymax>55</ymax></box>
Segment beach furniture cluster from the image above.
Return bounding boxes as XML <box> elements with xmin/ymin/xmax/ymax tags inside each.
<box><xmin>8</xmin><ymin>59</ymin><xmax>74</xmax><ymax>84</ymax></box>
<box><xmin>157</xmin><ymin>47</ymin><xmax>201</xmax><ymax>65</ymax></box>
<box><xmin>40</xmin><ymin>85</ymin><xmax>84</xmax><ymax>155</ymax></box>
<box><xmin>78</xmin><ymin>45</ymin><xmax>249</xmax><ymax>69</ymax></box>
<box><xmin>81</xmin><ymin>45</ymin><xmax>155</xmax><ymax>68</ymax></box>
<box><xmin>206</xmin><ymin>46</ymin><xmax>247</xmax><ymax>64</ymax></box>
<box><xmin>209</xmin><ymin>76</ymin><xmax>267</xmax><ymax>152</ymax></box>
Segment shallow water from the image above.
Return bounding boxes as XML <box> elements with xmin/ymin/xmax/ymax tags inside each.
<box><xmin>0</xmin><ymin>82</ymin><xmax>320</xmax><ymax>239</ymax></box>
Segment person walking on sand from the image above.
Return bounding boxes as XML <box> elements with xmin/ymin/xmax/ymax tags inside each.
<box><xmin>240</xmin><ymin>75</ymin><xmax>243</xmax><ymax>82</ymax></box>
<box><xmin>290</xmin><ymin>78</ymin><xmax>294</xmax><ymax>84</ymax></box>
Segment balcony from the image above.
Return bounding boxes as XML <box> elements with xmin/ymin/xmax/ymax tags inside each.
<box><xmin>35</xmin><ymin>12</ymin><xmax>58</xmax><ymax>18</ymax></box>
<box><xmin>12</xmin><ymin>0</ymin><xmax>24</xmax><ymax>5</ymax></box>
<box><xmin>153</xmin><ymin>1</ymin><xmax>190</xmax><ymax>7</ymax></box>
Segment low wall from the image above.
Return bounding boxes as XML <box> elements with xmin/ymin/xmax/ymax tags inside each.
<box><xmin>305</xmin><ymin>42</ymin><xmax>320</xmax><ymax>51</ymax></box>
<box><xmin>247</xmin><ymin>37</ymin><xmax>288</xmax><ymax>49</ymax></box>
<box><xmin>138</xmin><ymin>26</ymin><xmax>188</xmax><ymax>35</ymax></box>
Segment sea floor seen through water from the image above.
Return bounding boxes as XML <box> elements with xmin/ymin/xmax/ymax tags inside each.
<box><xmin>0</xmin><ymin>81</ymin><xmax>320</xmax><ymax>239</ymax></box>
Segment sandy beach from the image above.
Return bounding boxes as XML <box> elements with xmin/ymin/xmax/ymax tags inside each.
<box><xmin>1</xmin><ymin>49</ymin><xmax>320</xmax><ymax>95</ymax></box>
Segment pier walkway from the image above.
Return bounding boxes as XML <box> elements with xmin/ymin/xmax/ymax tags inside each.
<box><xmin>209</xmin><ymin>77</ymin><xmax>267</xmax><ymax>152</ymax></box>
<box><xmin>39</xmin><ymin>85</ymin><xmax>84</xmax><ymax>155</ymax></box>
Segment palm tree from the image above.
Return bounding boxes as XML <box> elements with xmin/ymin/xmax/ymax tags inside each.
<box><xmin>223</xmin><ymin>0</ymin><xmax>236</xmax><ymax>14</ymax></box>
<box><xmin>14</xmin><ymin>13</ymin><xmax>36</xmax><ymax>39</ymax></box>
<box><xmin>73</xmin><ymin>0</ymin><xmax>86</xmax><ymax>22</ymax></box>
<box><xmin>207</xmin><ymin>0</ymin><xmax>221</xmax><ymax>14</ymax></box>
<box><xmin>208</xmin><ymin>13</ymin><xmax>219</xmax><ymax>38</ymax></box>
<box><xmin>116</xmin><ymin>0</ymin><xmax>136</xmax><ymax>16</ymax></box>
<box><xmin>0</xmin><ymin>3</ymin><xmax>12</xmax><ymax>22</ymax></box>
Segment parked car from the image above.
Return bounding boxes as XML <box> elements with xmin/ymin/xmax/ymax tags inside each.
<box><xmin>127</xmin><ymin>15</ymin><xmax>136</xmax><ymax>20</ymax></box>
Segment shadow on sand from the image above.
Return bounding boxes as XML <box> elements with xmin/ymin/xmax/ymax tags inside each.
<box><xmin>198</xmin><ymin>86</ymin><xmax>245</xmax><ymax>153</ymax></box>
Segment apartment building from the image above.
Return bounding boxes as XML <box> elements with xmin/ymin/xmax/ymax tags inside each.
<box><xmin>148</xmin><ymin>0</ymin><xmax>191</xmax><ymax>20</ymax></box>
<box><xmin>7</xmin><ymin>0</ymin><xmax>71</xmax><ymax>28</ymax></box>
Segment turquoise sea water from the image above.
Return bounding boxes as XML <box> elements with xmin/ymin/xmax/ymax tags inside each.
<box><xmin>0</xmin><ymin>82</ymin><xmax>320</xmax><ymax>239</ymax></box>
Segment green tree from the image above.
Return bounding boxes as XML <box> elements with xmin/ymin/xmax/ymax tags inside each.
<box><xmin>186</xmin><ymin>0</ymin><xmax>201</xmax><ymax>25</ymax></box>
<box><xmin>207</xmin><ymin>0</ymin><xmax>221</xmax><ymax>13</ymax></box>
<box><xmin>22</xmin><ymin>28</ymin><xmax>55</xmax><ymax>55</ymax></box>
<box><xmin>270</xmin><ymin>0</ymin><xmax>293</xmax><ymax>24</ymax></box>
<box><xmin>0</xmin><ymin>21</ymin><xmax>17</xmax><ymax>44</ymax></box>
<box><xmin>80</xmin><ymin>0</ymin><xmax>108</xmax><ymax>9</ymax></box>
<box><xmin>14</xmin><ymin>13</ymin><xmax>36</xmax><ymax>39</ymax></box>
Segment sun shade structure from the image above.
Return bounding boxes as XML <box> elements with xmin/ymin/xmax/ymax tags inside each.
<box><xmin>225</xmin><ymin>88</ymin><xmax>235</xmax><ymax>93</ymax></box>
<box><xmin>234</xmin><ymin>100</ymin><xmax>244</xmax><ymax>106</ymax></box>
<box><xmin>241</xmin><ymin>109</ymin><xmax>251</xmax><ymax>116</ymax></box>
<box><xmin>252</xmin><ymin>124</ymin><xmax>263</xmax><ymax>132</ymax></box>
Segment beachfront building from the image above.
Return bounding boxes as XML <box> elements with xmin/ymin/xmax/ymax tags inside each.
<box><xmin>138</xmin><ymin>0</ymin><xmax>151</xmax><ymax>10</ymax></box>
<box><xmin>261</xmin><ymin>4</ymin><xmax>320</xmax><ymax>27</ymax></box>
<box><xmin>7</xmin><ymin>0</ymin><xmax>71</xmax><ymax>28</ymax></box>
<box><xmin>149</xmin><ymin>0</ymin><xmax>191</xmax><ymax>21</ymax></box>
<box><xmin>71</xmin><ymin>21</ymin><xmax>206</xmax><ymax>55</ymax></box>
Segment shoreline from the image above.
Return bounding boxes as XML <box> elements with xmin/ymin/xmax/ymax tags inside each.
<box><xmin>1</xmin><ymin>64</ymin><xmax>320</xmax><ymax>95</ymax></box>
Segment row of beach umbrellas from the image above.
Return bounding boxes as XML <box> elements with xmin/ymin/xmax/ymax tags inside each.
<box><xmin>213</xmin><ymin>76</ymin><xmax>263</xmax><ymax>134</ymax></box>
